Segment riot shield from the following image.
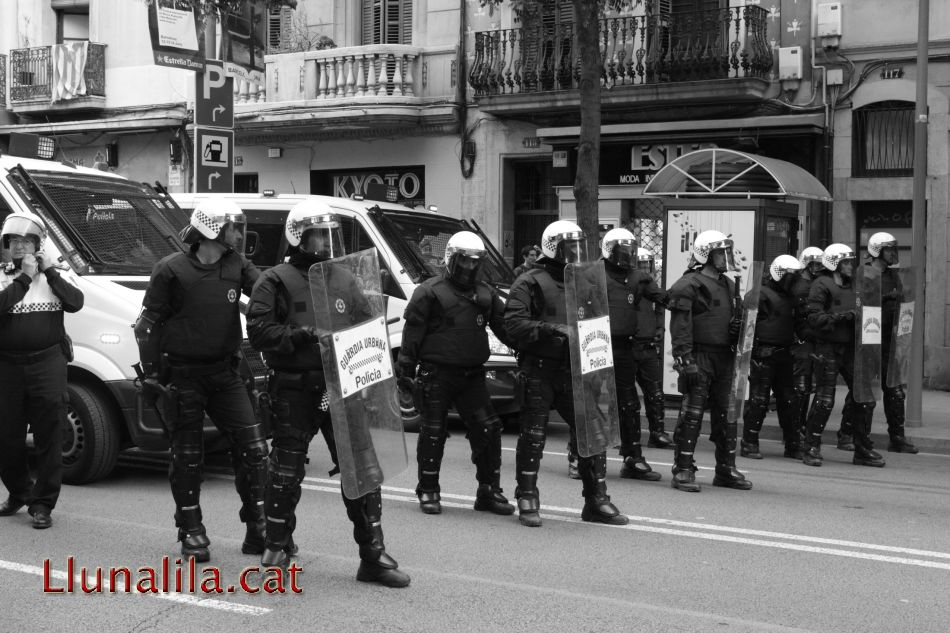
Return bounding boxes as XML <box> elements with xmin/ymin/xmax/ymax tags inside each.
<box><xmin>727</xmin><ymin>261</ymin><xmax>764</xmax><ymax>425</ymax></box>
<box><xmin>565</xmin><ymin>260</ymin><xmax>619</xmax><ymax>458</ymax></box>
<box><xmin>310</xmin><ymin>248</ymin><xmax>408</xmax><ymax>499</ymax></box>
<box><xmin>853</xmin><ymin>264</ymin><xmax>883</xmax><ymax>404</ymax></box>
<box><xmin>886</xmin><ymin>267</ymin><xmax>914</xmax><ymax>388</ymax></box>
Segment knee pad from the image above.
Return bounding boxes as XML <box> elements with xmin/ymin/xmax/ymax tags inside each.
<box><xmin>617</xmin><ymin>386</ymin><xmax>639</xmax><ymax>419</ymax></box>
<box><xmin>811</xmin><ymin>392</ymin><xmax>834</xmax><ymax>414</ymax></box>
<box><xmin>884</xmin><ymin>385</ymin><xmax>906</xmax><ymax>404</ymax></box>
<box><xmin>269</xmin><ymin>447</ymin><xmax>307</xmax><ymax>488</ymax></box>
<box><xmin>419</xmin><ymin>415</ymin><xmax>448</xmax><ymax>439</ymax></box>
<box><xmin>233</xmin><ymin>423</ymin><xmax>268</xmax><ymax>466</ymax></box>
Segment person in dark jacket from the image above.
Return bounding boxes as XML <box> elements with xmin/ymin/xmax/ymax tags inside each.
<box><xmin>789</xmin><ymin>247</ymin><xmax>824</xmax><ymax>456</ymax></box>
<box><xmin>801</xmin><ymin>243</ymin><xmax>885</xmax><ymax>468</ymax></box>
<box><xmin>505</xmin><ymin>220</ymin><xmax>628</xmax><ymax>527</ymax></box>
<box><xmin>740</xmin><ymin>255</ymin><xmax>803</xmax><ymax>460</ymax></box>
<box><xmin>399</xmin><ymin>231</ymin><xmax>515</xmax><ymax>516</ymax></box>
<box><xmin>634</xmin><ymin>247</ymin><xmax>674</xmax><ymax>450</ymax></box>
<box><xmin>247</xmin><ymin>199</ymin><xmax>409</xmax><ymax>587</ymax></box>
<box><xmin>0</xmin><ymin>212</ymin><xmax>83</xmax><ymax>529</ymax></box>
<box><xmin>512</xmin><ymin>244</ymin><xmax>539</xmax><ymax>278</ymax></box>
<box><xmin>668</xmin><ymin>230</ymin><xmax>752</xmax><ymax>493</ymax></box>
<box><xmin>134</xmin><ymin>199</ymin><xmax>267</xmax><ymax>561</ymax></box>
<box><xmin>566</xmin><ymin>233</ymin><xmax>668</xmax><ymax>480</ymax></box>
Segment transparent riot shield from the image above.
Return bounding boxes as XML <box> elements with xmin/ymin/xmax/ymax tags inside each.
<box><xmin>854</xmin><ymin>264</ymin><xmax>883</xmax><ymax>404</ymax></box>
<box><xmin>565</xmin><ymin>260</ymin><xmax>619</xmax><ymax>458</ymax></box>
<box><xmin>727</xmin><ymin>261</ymin><xmax>764</xmax><ymax>425</ymax></box>
<box><xmin>886</xmin><ymin>267</ymin><xmax>914</xmax><ymax>389</ymax></box>
<box><xmin>310</xmin><ymin>248</ymin><xmax>408</xmax><ymax>499</ymax></box>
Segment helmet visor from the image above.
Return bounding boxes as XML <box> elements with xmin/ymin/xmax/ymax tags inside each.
<box><xmin>447</xmin><ymin>251</ymin><xmax>484</xmax><ymax>287</ymax></box>
<box><xmin>706</xmin><ymin>239</ymin><xmax>737</xmax><ymax>272</ymax></box>
<box><xmin>296</xmin><ymin>215</ymin><xmax>345</xmax><ymax>259</ymax></box>
<box><xmin>556</xmin><ymin>231</ymin><xmax>587</xmax><ymax>264</ymax></box>
<box><xmin>217</xmin><ymin>214</ymin><xmax>247</xmax><ymax>254</ymax></box>
<box><xmin>1</xmin><ymin>216</ymin><xmax>43</xmax><ymax>243</ymax></box>
<box><xmin>606</xmin><ymin>239</ymin><xmax>636</xmax><ymax>268</ymax></box>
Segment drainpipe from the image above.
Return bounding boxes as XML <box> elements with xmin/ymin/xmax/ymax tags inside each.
<box><xmin>811</xmin><ymin>0</ymin><xmax>833</xmax><ymax>245</ymax></box>
<box><xmin>458</xmin><ymin>0</ymin><xmax>475</xmax><ymax>179</ymax></box>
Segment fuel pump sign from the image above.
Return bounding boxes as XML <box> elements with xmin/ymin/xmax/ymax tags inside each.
<box><xmin>195</xmin><ymin>127</ymin><xmax>234</xmax><ymax>193</ymax></box>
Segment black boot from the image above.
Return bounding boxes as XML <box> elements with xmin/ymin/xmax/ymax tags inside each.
<box><xmin>802</xmin><ymin>444</ymin><xmax>823</xmax><ymax>467</ymax></box>
<box><xmin>514</xmin><ymin>472</ymin><xmax>542</xmax><ymax>527</ymax></box>
<box><xmin>647</xmin><ymin>429</ymin><xmax>673</xmax><ymax>449</ymax></box>
<box><xmin>671</xmin><ymin>414</ymin><xmax>701</xmax><ymax>492</ymax></box>
<box><xmin>240</xmin><ymin>503</ymin><xmax>266</xmax><ymax>555</ymax></box>
<box><xmin>416</xmin><ymin>490</ymin><xmax>442</xmax><ymax>514</ymax></box>
<box><xmin>740</xmin><ymin>439</ymin><xmax>763</xmax><ymax>460</ymax></box>
<box><xmin>853</xmin><ymin>446</ymin><xmax>886</xmax><ymax>468</ymax></box>
<box><xmin>619</xmin><ymin>456</ymin><xmax>662</xmax><ymax>481</ymax></box>
<box><xmin>579</xmin><ymin>455</ymin><xmax>628</xmax><ymax>525</ymax></box>
<box><xmin>176</xmin><ymin>507</ymin><xmax>210</xmax><ymax>562</ymax></box>
<box><xmin>346</xmin><ymin>489</ymin><xmax>410</xmax><ymax>588</ymax></box>
<box><xmin>713</xmin><ymin>441</ymin><xmax>752</xmax><ymax>490</ymax></box>
<box><xmin>474</xmin><ymin>484</ymin><xmax>515</xmax><ymax>515</ymax></box>
<box><xmin>671</xmin><ymin>467</ymin><xmax>700</xmax><ymax>492</ymax></box>
<box><xmin>888</xmin><ymin>436</ymin><xmax>919</xmax><ymax>454</ymax></box>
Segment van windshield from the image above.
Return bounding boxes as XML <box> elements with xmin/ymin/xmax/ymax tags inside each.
<box><xmin>11</xmin><ymin>169</ymin><xmax>183</xmax><ymax>276</ymax></box>
<box><xmin>369</xmin><ymin>208</ymin><xmax>514</xmax><ymax>287</ymax></box>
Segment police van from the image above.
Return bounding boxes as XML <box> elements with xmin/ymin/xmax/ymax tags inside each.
<box><xmin>170</xmin><ymin>191</ymin><xmax>521</xmax><ymax>430</ymax></box>
<box><xmin>0</xmin><ymin>152</ymin><xmax>262</xmax><ymax>484</ymax></box>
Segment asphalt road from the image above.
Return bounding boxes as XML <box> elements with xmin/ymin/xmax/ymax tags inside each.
<box><xmin>2</xmin><ymin>423</ymin><xmax>949</xmax><ymax>633</ymax></box>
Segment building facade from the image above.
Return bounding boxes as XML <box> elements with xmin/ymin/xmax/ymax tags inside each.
<box><xmin>2</xmin><ymin>0</ymin><xmax>949</xmax><ymax>385</ymax></box>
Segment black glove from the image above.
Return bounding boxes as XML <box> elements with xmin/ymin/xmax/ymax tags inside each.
<box><xmin>833</xmin><ymin>310</ymin><xmax>856</xmax><ymax>323</ymax></box>
<box><xmin>653</xmin><ymin>327</ymin><xmax>665</xmax><ymax>343</ymax></box>
<box><xmin>291</xmin><ymin>325</ymin><xmax>319</xmax><ymax>346</ymax></box>
<box><xmin>541</xmin><ymin>322</ymin><xmax>571</xmax><ymax>345</ymax></box>
<box><xmin>728</xmin><ymin>318</ymin><xmax>742</xmax><ymax>343</ymax></box>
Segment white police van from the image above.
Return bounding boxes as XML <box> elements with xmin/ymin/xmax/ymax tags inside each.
<box><xmin>0</xmin><ymin>151</ymin><xmax>255</xmax><ymax>484</ymax></box>
<box><xmin>171</xmin><ymin>191</ymin><xmax>521</xmax><ymax>430</ymax></box>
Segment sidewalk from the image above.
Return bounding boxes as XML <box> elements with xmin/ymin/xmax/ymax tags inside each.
<box><xmin>754</xmin><ymin>385</ymin><xmax>950</xmax><ymax>455</ymax></box>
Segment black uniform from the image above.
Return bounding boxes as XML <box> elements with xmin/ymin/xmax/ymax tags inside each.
<box><xmin>740</xmin><ymin>276</ymin><xmax>801</xmax><ymax>457</ymax></box>
<box><xmin>790</xmin><ymin>270</ymin><xmax>819</xmax><ymax>441</ymax></box>
<box><xmin>505</xmin><ymin>258</ymin><xmax>626</xmax><ymax>526</ymax></box>
<box><xmin>137</xmin><ymin>245</ymin><xmax>267</xmax><ymax>552</ymax></box>
<box><xmin>668</xmin><ymin>267</ymin><xmax>750</xmax><ymax>490</ymax></box>
<box><xmin>803</xmin><ymin>271</ymin><xmax>879</xmax><ymax>464</ymax></box>
<box><xmin>247</xmin><ymin>251</ymin><xmax>408</xmax><ymax>584</ymax></box>
<box><xmin>398</xmin><ymin>273</ymin><xmax>513</xmax><ymax>512</ymax></box>
<box><xmin>0</xmin><ymin>263</ymin><xmax>83</xmax><ymax>522</ymax></box>
<box><xmin>568</xmin><ymin>261</ymin><xmax>668</xmax><ymax>476</ymax></box>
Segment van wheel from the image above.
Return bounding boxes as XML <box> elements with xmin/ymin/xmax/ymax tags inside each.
<box><xmin>62</xmin><ymin>384</ymin><xmax>121</xmax><ymax>484</ymax></box>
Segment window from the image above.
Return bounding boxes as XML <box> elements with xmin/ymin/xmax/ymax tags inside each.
<box><xmin>362</xmin><ymin>0</ymin><xmax>412</xmax><ymax>45</ymax></box>
<box><xmin>267</xmin><ymin>4</ymin><xmax>294</xmax><ymax>53</ymax></box>
<box><xmin>853</xmin><ymin>101</ymin><xmax>915</xmax><ymax>177</ymax></box>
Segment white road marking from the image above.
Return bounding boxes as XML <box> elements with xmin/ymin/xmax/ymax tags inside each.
<box><xmin>0</xmin><ymin>560</ymin><xmax>270</xmax><ymax>615</ymax></box>
<box><xmin>301</xmin><ymin>476</ymin><xmax>950</xmax><ymax>571</ymax></box>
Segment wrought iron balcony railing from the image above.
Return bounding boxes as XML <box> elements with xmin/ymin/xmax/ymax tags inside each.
<box><xmin>9</xmin><ymin>43</ymin><xmax>106</xmax><ymax>105</ymax></box>
<box><xmin>469</xmin><ymin>6</ymin><xmax>772</xmax><ymax>97</ymax></box>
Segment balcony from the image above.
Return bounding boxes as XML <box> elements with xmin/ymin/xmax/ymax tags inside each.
<box><xmin>1</xmin><ymin>54</ymin><xmax>6</xmax><ymax>108</ymax></box>
<box><xmin>469</xmin><ymin>6</ymin><xmax>773</xmax><ymax>125</ymax></box>
<box><xmin>8</xmin><ymin>43</ymin><xmax>106</xmax><ymax>114</ymax></box>
<box><xmin>234</xmin><ymin>44</ymin><xmax>459</xmax><ymax>143</ymax></box>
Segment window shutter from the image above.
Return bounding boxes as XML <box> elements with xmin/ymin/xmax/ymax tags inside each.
<box><xmin>362</xmin><ymin>0</ymin><xmax>382</xmax><ymax>45</ymax></box>
<box><xmin>400</xmin><ymin>0</ymin><xmax>412</xmax><ymax>45</ymax></box>
<box><xmin>268</xmin><ymin>6</ymin><xmax>296</xmax><ymax>52</ymax></box>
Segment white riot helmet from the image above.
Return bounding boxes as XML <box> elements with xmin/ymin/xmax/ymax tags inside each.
<box><xmin>637</xmin><ymin>247</ymin><xmax>654</xmax><ymax>272</ymax></box>
<box><xmin>799</xmin><ymin>246</ymin><xmax>824</xmax><ymax>267</ymax></box>
<box><xmin>541</xmin><ymin>220</ymin><xmax>586</xmax><ymax>264</ymax></box>
<box><xmin>821</xmin><ymin>243</ymin><xmax>856</xmax><ymax>272</ymax></box>
<box><xmin>600</xmin><ymin>228</ymin><xmax>637</xmax><ymax>269</ymax></box>
<box><xmin>285</xmin><ymin>199</ymin><xmax>344</xmax><ymax>260</ymax></box>
<box><xmin>444</xmin><ymin>231</ymin><xmax>486</xmax><ymax>287</ymax></box>
<box><xmin>867</xmin><ymin>231</ymin><xmax>899</xmax><ymax>265</ymax></box>
<box><xmin>185</xmin><ymin>198</ymin><xmax>246</xmax><ymax>252</ymax></box>
<box><xmin>691</xmin><ymin>229</ymin><xmax>736</xmax><ymax>272</ymax></box>
<box><xmin>769</xmin><ymin>254</ymin><xmax>803</xmax><ymax>281</ymax></box>
<box><xmin>1</xmin><ymin>211</ymin><xmax>47</xmax><ymax>252</ymax></box>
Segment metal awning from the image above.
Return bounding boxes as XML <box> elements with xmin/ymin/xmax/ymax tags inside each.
<box><xmin>642</xmin><ymin>148</ymin><xmax>832</xmax><ymax>202</ymax></box>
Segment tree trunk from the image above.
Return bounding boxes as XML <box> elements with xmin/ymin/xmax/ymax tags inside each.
<box><xmin>572</xmin><ymin>0</ymin><xmax>601</xmax><ymax>257</ymax></box>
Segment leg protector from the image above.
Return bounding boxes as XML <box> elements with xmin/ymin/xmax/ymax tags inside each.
<box><xmin>804</xmin><ymin>390</ymin><xmax>835</xmax><ymax>449</ymax></box>
<box><xmin>465</xmin><ymin>407</ymin><xmax>503</xmax><ymax>486</ymax></box>
<box><xmin>416</xmin><ymin>415</ymin><xmax>448</xmax><ymax>494</ymax></box>
<box><xmin>344</xmin><ymin>488</ymin><xmax>410</xmax><ymax>588</ymax></box>
<box><xmin>578</xmin><ymin>453</ymin><xmax>627</xmax><ymax>525</ymax></box>
<box><xmin>169</xmin><ymin>425</ymin><xmax>204</xmax><ymax>510</ymax></box>
<box><xmin>175</xmin><ymin>506</ymin><xmax>210</xmax><ymax>562</ymax></box>
<box><xmin>616</xmin><ymin>386</ymin><xmax>642</xmax><ymax>458</ymax></box>
<box><xmin>883</xmin><ymin>386</ymin><xmax>917</xmax><ymax>452</ymax></box>
<box><xmin>230</xmin><ymin>423</ymin><xmax>268</xmax><ymax>550</ymax></box>
<box><xmin>644</xmin><ymin>382</ymin><xmax>673</xmax><ymax>449</ymax></box>
<box><xmin>262</xmin><ymin>447</ymin><xmax>307</xmax><ymax>562</ymax></box>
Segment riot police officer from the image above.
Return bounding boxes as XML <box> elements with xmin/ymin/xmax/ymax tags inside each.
<box><xmin>802</xmin><ymin>243</ymin><xmax>885</xmax><ymax>468</ymax></box>
<box><xmin>740</xmin><ymin>255</ymin><xmax>803</xmax><ymax>459</ymax></box>
<box><xmin>0</xmin><ymin>212</ymin><xmax>83</xmax><ymax>529</ymax></box>
<box><xmin>789</xmin><ymin>247</ymin><xmax>823</xmax><ymax>457</ymax></box>
<box><xmin>134</xmin><ymin>199</ymin><xmax>268</xmax><ymax>561</ymax></box>
<box><xmin>505</xmin><ymin>220</ymin><xmax>628</xmax><ymax>527</ymax></box>
<box><xmin>867</xmin><ymin>232</ymin><xmax>917</xmax><ymax>453</ymax></box>
<box><xmin>668</xmin><ymin>230</ymin><xmax>752</xmax><ymax>492</ymax></box>
<box><xmin>635</xmin><ymin>247</ymin><xmax>673</xmax><ymax>450</ymax></box>
<box><xmin>598</xmin><ymin>230</ymin><xmax>666</xmax><ymax>480</ymax></box>
<box><xmin>398</xmin><ymin>231</ymin><xmax>515</xmax><ymax>516</ymax></box>
<box><xmin>246</xmin><ymin>200</ymin><xmax>409</xmax><ymax>587</ymax></box>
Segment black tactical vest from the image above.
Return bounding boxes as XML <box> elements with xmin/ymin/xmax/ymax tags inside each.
<box><xmin>520</xmin><ymin>268</ymin><xmax>569</xmax><ymax>359</ymax></box>
<box><xmin>791</xmin><ymin>274</ymin><xmax>817</xmax><ymax>341</ymax></box>
<box><xmin>755</xmin><ymin>283</ymin><xmax>796</xmax><ymax>346</ymax></box>
<box><xmin>267</xmin><ymin>263</ymin><xmax>323</xmax><ymax>371</ymax></box>
<box><xmin>814</xmin><ymin>274</ymin><xmax>855</xmax><ymax>343</ymax></box>
<box><xmin>418</xmin><ymin>277</ymin><xmax>493</xmax><ymax>367</ymax></box>
<box><xmin>604</xmin><ymin>272</ymin><xmax>638</xmax><ymax>337</ymax></box>
<box><xmin>690</xmin><ymin>273</ymin><xmax>734</xmax><ymax>346</ymax></box>
<box><xmin>161</xmin><ymin>252</ymin><xmax>243</xmax><ymax>362</ymax></box>
<box><xmin>634</xmin><ymin>272</ymin><xmax>661</xmax><ymax>338</ymax></box>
